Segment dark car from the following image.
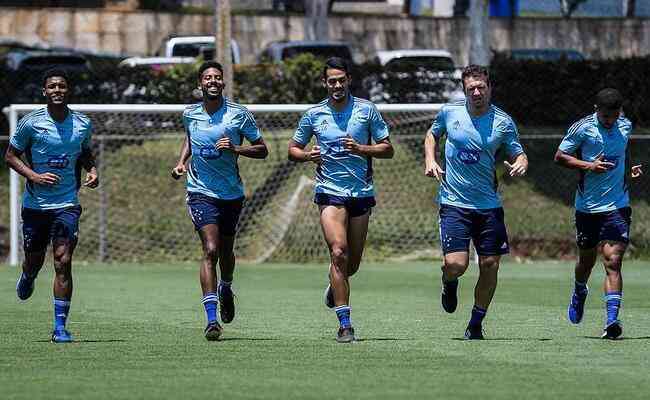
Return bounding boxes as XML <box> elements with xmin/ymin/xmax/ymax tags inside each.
<box><xmin>258</xmin><ymin>40</ymin><xmax>354</xmax><ymax>64</ymax></box>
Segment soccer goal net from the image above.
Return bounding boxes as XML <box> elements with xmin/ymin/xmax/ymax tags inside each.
<box><xmin>6</xmin><ymin>103</ymin><xmax>442</xmax><ymax>265</ymax></box>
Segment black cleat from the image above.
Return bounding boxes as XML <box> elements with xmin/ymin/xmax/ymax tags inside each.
<box><xmin>336</xmin><ymin>327</ymin><xmax>356</xmax><ymax>343</ymax></box>
<box><xmin>204</xmin><ymin>321</ymin><xmax>223</xmax><ymax>341</ymax></box>
<box><xmin>441</xmin><ymin>278</ymin><xmax>458</xmax><ymax>313</ymax></box>
<box><xmin>464</xmin><ymin>324</ymin><xmax>484</xmax><ymax>340</ymax></box>
<box><xmin>323</xmin><ymin>284</ymin><xmax>335</xmax><ymax>309</ymax></box>
<box><xmin>601</xmin><ymin>320</ymin><xmax>623</xmax><ymax>340</ymax></box>
<box><xmin>219</xmin><ymin>284</ymin><xmax>235</xmax><ymax>324</ymax></box>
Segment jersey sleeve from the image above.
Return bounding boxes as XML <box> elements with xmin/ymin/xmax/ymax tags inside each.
<box><xmin>558</xmin><ymin>121</ymin><xmax>585</xmax><ymax>155</ymax></box>
<box><xmin>430</xmin><ymin>106</ymin><xmax>447</xmax><ymax>138</ymax></box>
<box><xmin>292</xmin><ymin>111</ymin><xmax>314</xmax><ymax>146</ymax></box>
<box><xmin>9</xmin><ymin>115</ymin><xmax>33</xmax><ymax>151</ymax></box>
<box><xmin>239</xmin><ymin>111</ymin><xmax>262</xmax><ymax>142</ymax></box>
<box><xmin>502</xmin><ymin>118</ymin><xmax>524</xmax><ymax>158</ymax></box>
<box><xmin>369</xmin><ymin>104</ymin><xmax>389</xmax><ymax>142</ymax></box>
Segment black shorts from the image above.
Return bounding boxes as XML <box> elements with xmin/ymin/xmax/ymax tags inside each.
<box><xmin>186</xmin><ymin>192</ymin><xmax>244</xmax><ymax>236</ymax></box>
<box><xmin>22</xmin><ymin>205</ymin><xmax>82</xmax><ymax>253</ymax></box>
<box><xmin>575</xmin><ymin>207</ymin><xmax>631</xmax><ymax>249</ymax></box>
<box><xmin>314</xmin><ymin>193</ymin><xmax>375</xmax><ymax>218</ymax></box>
<box><xmin>438</xmin><ymin>204</ymin><xmax>509</xmax><ymax>256</ymax></box>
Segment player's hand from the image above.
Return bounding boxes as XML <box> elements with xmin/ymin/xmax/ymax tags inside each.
<box><xmin>84</xmin><ymin>168</ymin><xmax>99</xmax><ymax>188</ymax></box>
<box><xmin>631</xmin><ymin>164</ymin><xmax>644</xmax><ymax>179</ymax></box>
<box><xmin>342</xmin><ymin>136</ymin><xmax>362</xmax><ymax>155</ymax></box>
<box><xmin>504</xmin><ymin>159</ymin><xmax>527</xmax><ymax>177</ymax></box>
<box><xmin>171</xmin><ymin>163</ymin><xmax>186</xmax><ymax>180</ymax></box>
<box><xmin>305</xmin><ymin>146</ymin><xmax>321</xmax><ymax>164</ymax></box>
<box><xmin>30</xmin><ymin>172</ymin><xmax>60</xmax><ymax>186</ymax></box>
<box><xmin>425</xmin><ymin>161</ymin><xmax>445</xmax><ymax>182</ymax></box>
<box><xmin>216</xmin><ymin>137</ymin><xmax>238</xmax><ymax>153</ymax></box>
<box><xmin>589</xmin><ymin>154</ymin><xmax>615</xmax><ymax>173</ymax></box>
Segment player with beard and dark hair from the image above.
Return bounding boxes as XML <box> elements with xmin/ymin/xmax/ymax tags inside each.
<box><xmin>172</xmin><ymin>61</ymin><xmax>268</xmax><ymax>340</ymax></box>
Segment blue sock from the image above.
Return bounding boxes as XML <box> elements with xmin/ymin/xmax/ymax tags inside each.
<box><xmin>469</xmin><ymin>305</ymin><xmax>487</xmax><ymax>327</ymax></box>
<box><xmin>202</xmin><ymin>292</ymin><xmax>218</xmax><ymax>324</ymax></box>
<box><xmin>218</xmin><ymin>279</ymin><xmax>232</xmax><ymax>294</ymax></box>
<box><xmin>605</xmin><ymin>291</ymin><xmax>622</xmax><ymax>325</ymax></box>
<box><xmin>574</xmin><ymin>280</ymin><xmax>588</xmax><ymax>295</ymax></box>
<box><xmin>335</xmin><ymin>305</ymin><xmax>352</xmax><ymax>329</ymax></box>
<box><xmin>53</xmin><ymin>298</ymin><xmax>71</xmax><ymax>330</ymax></box>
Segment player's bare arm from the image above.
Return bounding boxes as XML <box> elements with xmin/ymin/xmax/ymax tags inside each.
<box><xmin>288</xmin><ymin>139</ymin><xmax>321</xmax><ymax>164</ymax></box>
<box><xmin>79</xmin><ymin>147</ymin><xmax>99</xmax><ymax>188</ymax></box>
<box><xmin>631</xmin><ymin>164</ymin><xmax>643</xmax><ymax>179</ymax></box>
<box><xmin>342</xmin><ymin>136</ymin><xmax>393</xmax><ymax>159</ymax></box>
<box><xmin>4</xmin><ymin>144</ymin><xmax>60</xmax><ymax>185</ymax></box>
<box><xmin>504</xmin><ymin>152</ymin><xmax>528</xmax><ymax>177</ymax></box>
<box><xmin>424</xmin><ymin>128</ymin><xmax>444</xmax><ymax>182</ymax></box>
<box><xmin>554</xmin><ymin>150</ymin><xmax>614</xmax><ymax>173</ymax></box>
<box><xmin>216</xmin><ymin>137</ymin><xmax>268</xmax><ymax>159</ymax></box>
<box><xmin>172</xmin><ymin>135</ymin><xmax>191</xmax><ymax>180</ymax></box>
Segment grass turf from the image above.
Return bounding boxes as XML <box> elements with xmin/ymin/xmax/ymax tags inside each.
<box><xmin>1</xmin><ymin>260</ymin><xmax>650</xmax><ymax>399</ymax></box>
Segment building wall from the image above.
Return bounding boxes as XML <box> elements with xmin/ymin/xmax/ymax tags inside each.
<box><xmin>1</xmin><ymin>7</ymin><xmax>649</xmax><ymax>65</ymax></box>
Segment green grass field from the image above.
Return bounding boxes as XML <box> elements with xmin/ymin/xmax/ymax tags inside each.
<box><xmin>1</xmin><ymin>261</ymin><xmax>650</xmax><ymax>399</ymax></box>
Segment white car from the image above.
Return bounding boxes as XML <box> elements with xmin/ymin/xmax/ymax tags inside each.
<box><xmin>156</xmin><ymin>35</ymin><xmax>241</xmax><ymax>64</ymax></box>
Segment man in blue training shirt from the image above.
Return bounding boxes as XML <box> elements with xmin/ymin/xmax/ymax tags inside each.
<box><xmin>288</xmin><ymin>57</ymin><xmax>394</xmax><ymax>343</ymax></box>
<box><xmin>5</xmin><ymin>69</ymin><xmax>99</xmax><ymax>343</ymax></box>
<box><xmin>424</xmin><ymin>65</ymin><xmax>528</xmax><ymax>340</ymax></box>
<box><xmin>555</xmin><ymin>88</ymin><xmax>643</xmax><ymax>340</ymax></box>
<box><xmin>172</xmin><ymin>61</ymin><xmax>268</xmax><ymax>341</ymax></box>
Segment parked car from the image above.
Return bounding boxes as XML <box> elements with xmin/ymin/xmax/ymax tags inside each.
<box><xmin>363</xmin><ymin>49</ymin><xmax>464</xmax><ymax>104</ymax></box>
<box><xmin>258</xmin><ymin>40</ymin><xmax>354</xmax><ymax>63</ymax></box>
<box><xmin>155</xmin><ymin>35</ymin><xmax>241</xmax><ymax>64</ymax></box>
<box><xmin>118</xmin><ymin>56</ymin><xmax>196</xmax><ymax>70</ymax></box>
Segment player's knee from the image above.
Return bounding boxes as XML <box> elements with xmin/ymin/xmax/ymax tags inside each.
<box><xmin>603</xmin><ymin>254</ymin><xmax>622</xmax><ymax>272</ymax></box>
<box><xmin>53</xmin><ymin>252</ymin><xmax>72</xmax><ymax>270</ymax></box>
<box><xmin>443</xmin><ymin>260</ymin><xmax>467</xmax><ymax>277</ymax></box>
<box><xmin>479</xmin><ymin>257</ymin><xmax>500</xmax><ymax>271</ymax></box>
<box><xmin>330</xmin><ymin>243</ymin><xmax>348</xmax><ymax>266</ymax></box>
<box><xmin>203</xmin><ymin>243</ymin><xmax>219</xmax><ymax>262</ymax></box>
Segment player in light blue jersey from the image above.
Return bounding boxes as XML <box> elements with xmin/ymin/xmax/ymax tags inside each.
<box><xmin>5</xmin><ymin>69</ymin><xmax>99</xmax><ymax>343</ymax></box>
<box><xmin>424</xmin><ymin>65</ymin><xmax>528</xmax><ymax>339</ymax></box>
<box><xmin>171</xmin><ymin>61</ymin><xmax>268</xmax><ymax>341</ymax></box>
<box><xmin>555</xmin><ymin>88</ymin><xmax>643</xmax><ymax>339</ymax></box>
<box><xmin>288</xmin><ymin>57</ymin><xmax>394</xmax><ymax>343</ymax></box>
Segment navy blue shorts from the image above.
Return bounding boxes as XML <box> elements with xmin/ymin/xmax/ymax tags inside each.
<box><xmin>314</xmin><ymin>193</ymin><xmax>375</xmax><ymax>218</ymax></box>
<box><xmin>186</xmin><ymin>192</ymin><xmax>244</xmax><ymax>236</ymax></box>
<box><xmin>575</xmin><ymin>207</ymin><xmax>631</xmax><ymax>249</ymax></box>
<box><xmin>438</xmin><ymin>204</ymin><xmax>509</xmax><ymax>256</ymax></box>
<box><xmin>21</xmin><ymin>205</ymin><xmax>82</xmax><ymax>253</ymax></box>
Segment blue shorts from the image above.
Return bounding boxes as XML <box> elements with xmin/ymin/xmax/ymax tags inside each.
<box><xmin>21</xmin><ymin>205</ymin><xmax>82</xmax><ymax>253</ymax></box>
<box><xmin>438</xmin><ymin>204</ymin><xmax>509</xmax><ymax>256</ymax></box>
<box><xmin>575</xmin><ymin>207</ymin><xmax>631</xmax><ymax>249</ymax></box>
<box><xmin>314</xmin><ymin>193</ymin><xmax>375</xmax><ymax>218</ymax></box>
<box><xmin>186</xmin><ymin>192</ymin><xmax>244</xmax><ymax>236</ymax></box>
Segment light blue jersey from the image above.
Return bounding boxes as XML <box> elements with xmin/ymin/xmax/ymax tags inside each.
<box><xmin>293</xmin><ymin>96</ymin><xmax>389</xmax><ymax>197</ymax></box>
<box><xmin>184</xmin><ymin>100</ymin><xmax>262</xmax><ymax>200</ymax></box>
<box><xmin>431</xmin><ymin>101</ymin><xmax>524</xmax><ymax>209</ymax></box>
<box><xmin>558</xmin><ymin>113</ymin><xmax>632</xmax><ymax>213</ymax></box>
<box><xmin>10</xmin><ymin>108</ymin><xmax>92</xmax><ymax>210</ymax></box>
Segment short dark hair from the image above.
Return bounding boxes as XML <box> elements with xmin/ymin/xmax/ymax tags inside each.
<box><xmin>461</xmin><ymin>64</ymin><xmax>489</xmax><ymax>88</ymax></box>
<box><xmin>197</xmin><ymin>61</ymin><xmax>224</xmax><ymax>80</ymax></box>
<box><xmin>595</xmin><ymin>88</ymin><xmax>623</xmax><ymax>111</ymax></box>
<box><xmin>42</xmin><ymin>68</ymin><xmax>70</xmax><ymax>87</ymax></box>
<box><xmin>322</xmin><ymin>57</ymin><xmax>350</xmax><ymax>79</ymax></box>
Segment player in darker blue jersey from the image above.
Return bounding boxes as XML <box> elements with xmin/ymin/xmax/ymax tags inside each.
<box><xmin>4</xmin><ymin>69</ymin><xmax>99</xmax><ymax>343</ymax></box>
<box><xmin>288</xmin><ymin>57</ymin><xmax>394</xmax><ymax>343</ymax></box>
<box><xmin>424</xmin><ymin>65</ymin><xmax>528</xmax><ymax>339</ymax></box>
<box><xmin>555</xmin><ymin>88</ymin><xmax>643</xmax><ymax>339</ymax></box>
<box><xmin>171</xmin><ymin>61</ymin><xmax>268</xmax><ymax>341</ymax></box>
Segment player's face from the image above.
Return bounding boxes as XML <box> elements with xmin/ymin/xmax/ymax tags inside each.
<box><xmin>464</xmin><ymin>76</ymin><xmax>490</xmax><ymax>111</ymax></box>
<box><xmin>596</xmin><ymin>107</ymin><xmax>621</xmax><ymax>129</ymax></box>
<box><xmin>323</xmin><ymin>68</ymin><xmax>350</xmax><ymax>102</ymax></box>
<box><xmin>200</xmin><ymin>67</ymin><xmax>224</xmax><ymax>100</ymax></box>
<box><xmin>43</xmin><ymin>76</ymin><xmax>69</xmax><ymax>105</ymax></box>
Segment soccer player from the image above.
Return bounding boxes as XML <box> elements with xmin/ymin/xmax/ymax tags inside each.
<box><xmin>424</xmin><ymin>65</ymin><xmax>528</xmax><ymax>340</ymax></box>
<box><xmin>554</xmin><ymin>88</ymin><xmax>643</xmax><ymax>339</ymax></box>
<box><xmin>288</xmin><ymin>57</ymin><xmax>394</xmax><ymax>343</ymax></box>
<box><xmin>4</xmin><ymin>69</ymin><xmax>99</xmax><ymax>343</ymax></box>
<box><xmin>171</xmin><ymin>61</ymin><xmax>268</xmax><ymax>341</ymax></box>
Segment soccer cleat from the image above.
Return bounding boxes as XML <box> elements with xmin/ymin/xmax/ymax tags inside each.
<box><xmin>204</xmin><ymin>321</ymin><xmax>223</xmax><ymax>341</ymax></box>
<box><xmin>323</xmin><ymin>284</ymin><xmax>335</xmax><ymax>309</ymax></box>
<box><xmin>567</xmin><ymin>287</ymin><xmax>589</xmax><ymax>324</ymax></box>
<box><xmin>464</xmin><ymin>324</ymin><xmax>484</xmax><ymax>340</ymax></box>
<box><xmin>601</xmin><ymin>320</ymin><xmax>623</xmax><ymax>340</ymax></box>
<box><xmin>441</xmin><ymin>278</ymin><xmax>458</xmax><ymax>313</ymax></box>
<box><xmin>51</xmin><ymin>328</ymin><xmax>74</xmax><ymax>343</ymax></box>
<box><xmin>336</xmin><ymin>327</ymin><xmax>356</xmax><ymax>343</ymax></box>
<box><xmin>219</xmin><ymin>285</ymin><xmax>235</xmax><ymax>324</ymax></box>
<box><xmin>16</xmin><ymin>273</ymin><xmax>36</xmax><ymax>301</ymax></box>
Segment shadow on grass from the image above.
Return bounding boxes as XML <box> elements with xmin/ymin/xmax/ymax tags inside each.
<box><xmin>452</xmin><ymin>337</ymin><xmax>553</xmax><ymax>341</ymax></box>
<box><xmin>583</xmin><ymin>336</ymin><xmax>650</xmax><ymax>340</ymax></box>
<box><xmin>356</xmin><ymin>338</ymin><xmax>412</xmax><ymax>342</ymax></box>
<box><xmin>218</xmin><ymin>337</ymin><xmax>281</xmax><ymax>341</ymax></box>
<box><xmin>34</xmin><ymin>339</ymin><xmax>128</xmax><ymax>343</ymax></box>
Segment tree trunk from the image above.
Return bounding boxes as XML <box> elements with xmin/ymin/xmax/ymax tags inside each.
<box><xmin>214</xmin><ymin>0</ymin><xmax>233</xmax><ymax>98</ymax></box>
<box><xmin>304</xmin><ymin>0</ymin><xmax>329</xmax><ymax>41</ymax></box>
<box><xmin>469</xmin><ymin>0</ymin><xmax>489</xmax><ymax>66</ymax></box>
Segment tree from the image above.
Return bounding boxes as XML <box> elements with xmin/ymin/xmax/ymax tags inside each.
<box><xmin>304</xmin><ymin>0</ymin><xmax>329</xmax><ymax>41</ymax></box>
<box><xmin>622</xmin><ymin>0</ymin><xmax>636</xmax><ymax>17</ymax></box>
<box><xmin>469</xmin><ymin>0</ymin><xmax>489</xmax><ymax>66</ymax></box>
<box><xmin>559</xmin><ymin>0</ymin><xmax>588</xmax><ymax>18</ymax></box>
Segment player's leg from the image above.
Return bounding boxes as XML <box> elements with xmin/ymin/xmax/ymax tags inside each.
<box><xmin>345</xmin><ymin>197</ymin><xmax>373</xmax><ymax>278</ymax></box>
<box><xmin>568</xmin><ymin>210</ymin><xmax>600</xmax><ymax>324</ymax></box>
<box><xmin>197</xmin><ymin>224</ymin><xmax>222</xmax><ymax>340</ymax></box>
<box><xmin>16</xmin><ymin>208</ymin><xmax>51</xmax><ymax>301</ymax></box>
<box><xmin>216</xmin><ymin>199</ymin><xmax>243</xmax><ymax>324</ymax></box>
<box><xmin>50</xmin><ymin>206</ymin><xmax>81</xmax><ymax>343</ymax></box>
<box><xmin>319</xmin><ymin>204</ymin><xmax>355</xmax><ymax>342</ymax></box>
<box><xmin>438</xmin><ymin>205</ymin><xmax>472</xmax><ymax>314</ymax></box>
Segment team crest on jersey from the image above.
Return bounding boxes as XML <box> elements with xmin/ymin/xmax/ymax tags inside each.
<box><xmin>457</xmin><ymin>148</ymin><xmax>481</xmax><ymax>164</ymax></box>
<box><xmin>317</xmin><ymin>120</ymin><xmax>329</xmax><ymax>133</ymax></box>
<box><xmin>47</xmin><ymin>155</ymin><xmax>70</xmax><ymax>169</ymax></box>
<box><xmin>453</xmin><ymin>120</ymin><xmax>461</xmax><ymax>130</ymax></box>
